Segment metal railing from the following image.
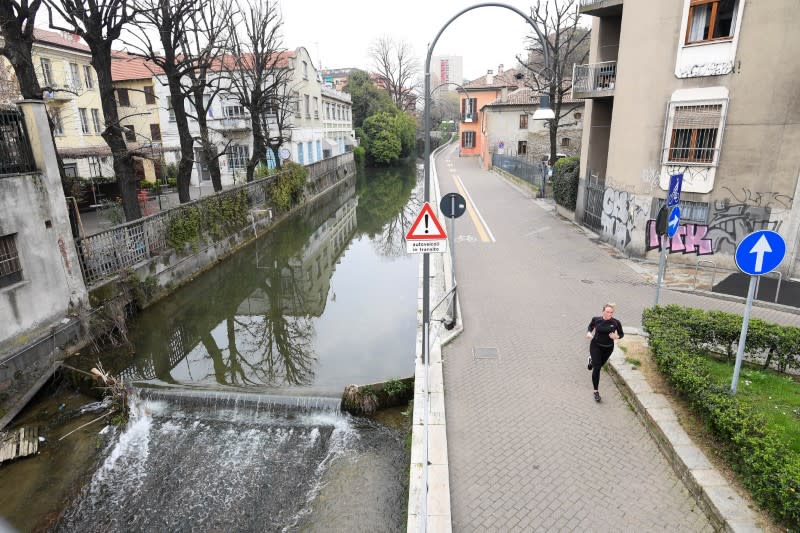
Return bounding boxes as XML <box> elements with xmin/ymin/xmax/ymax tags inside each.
<box><xmin>75</xmin><ymin>152</ymin><xmax>354</xmax><ymax>287</ymax></box>
<box><xmin>219</xmin><ymin>117</ymin><xmax>251</xmax><ymax>130</ymax></box>
<box><xmin>580</xmin><ymin>0</ymin><xmax>623</xmax><ymax>7</ymax></box>
<box><xmin>461</xmin><ymin>112</ymin><xmax>477</xmax><ymax>123</ymax></box>
<box><xmin>0</xmin><ymin>108</ymin><xmax>37</xmax><ymax>175</ymax></box>
<box><xmin>492</xmin><ymin>153</ymin><xmax>544</xmax><ymax>187</ymax></box>
<box><xmin>661</xmin><ymin>146</ymin><xmax>720</xmax><ymax>166</ymax></box>
<box><xmin>572</xmin><ymin>61</ymin><xmax>617</xmax><ymax>98</ymax></box>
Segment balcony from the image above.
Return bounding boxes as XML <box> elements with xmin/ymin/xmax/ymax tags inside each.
<box><xmin>579</xmin><ymin>0</ymin><xmax>623</xmax><ymax>17</ymax></box>
<box><xmin>572</xmin><ymin>61</ymin><xmax>617</xmax><ymax>99</ymax></box>
<box><xmin>218</xmin><ymin>117</ymin><xmax>250</xmax><ymax>131</ymax></box>
<box><xmin>461</xmin><ymin>112</ymin><xmax>477</xmax><ymax>123</ymax></box>
<box><xmin>42</xmin><ymin>85</ymin><xmax>75</xmax><ymax>102</ymax></box>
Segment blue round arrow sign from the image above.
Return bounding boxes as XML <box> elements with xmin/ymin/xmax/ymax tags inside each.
<box><xmin>734</xmin><ymin>230</ymin><xmax>786</xmax><ymax>276</ymax></box>
<box><xmin>666</xmin><ymin>206</ymin><xmax>681</xmax><ymax>238</ymax></box>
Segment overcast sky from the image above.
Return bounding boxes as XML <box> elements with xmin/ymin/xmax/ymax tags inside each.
<box><xmin>279</xmin><ymin>0</ymin><xmax>542</xmax><ymax>82</ymax></box>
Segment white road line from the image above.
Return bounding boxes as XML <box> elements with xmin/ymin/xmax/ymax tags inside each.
<box><xmin>454</xmin><ymin>174</ymin><xmax>496</xmax><ymax>243</ymax></box>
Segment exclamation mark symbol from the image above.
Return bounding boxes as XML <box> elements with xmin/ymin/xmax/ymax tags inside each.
<box><xmin>424</xmin><ymin>214</ymin><xmax>429</xmax><ymax>233</ymax></box>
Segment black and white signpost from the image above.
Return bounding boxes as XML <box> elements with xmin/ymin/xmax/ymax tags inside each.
<box><xmin>440</xmin><ymin>192</ymin><xmax>466</xmax><ymax>328</ymax></box>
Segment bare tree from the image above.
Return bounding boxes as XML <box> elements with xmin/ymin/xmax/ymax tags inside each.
<box><xmin>224</xmin><ymin>0</ymin><xmax>287</xmax><ymax>181</ymax></box>
<box><xmin>181</xmin><ymin>0</ymin><xmax>234</xmax><ymax>192</ymax></box>
<box><xmin>126</xmin><ymin>0</ymin><xmax>198</xmax><ymax>203</ymax></box>
<box><xmin>0</xmin><ymin>0</ymin><xmax>42</xmax><ymax>99</ymax></box>
<box><xmin>0</xmin><ymin>62</ymin><xmax>18</xmax><ymax>103</ymax></box>
<box><xmin>369</xmin><ymin>36</ymin><xmax>420</xmax><ymax>112</ymax></box>
<box><xmin>518</xmin><ymin>0</ymin><xmax>590</xmax><ymax>164</ymax></box>
<box><xmin>46</xmin><ymin>0</ymin><xmax>143</xmax><ymax>220</ymax></box>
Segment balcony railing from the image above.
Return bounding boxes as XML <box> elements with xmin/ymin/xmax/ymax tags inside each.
<box><xmin>461</xmin><ymin>112</ymin><xmax>477</xmax><ymax>123</ymax></box>
<box><xmin>572</xmin><ymin>61</ymin><xmax>617</xmax><ymax>99</ymax></box>
<box><xmin>579</xmin><ymin>0</ymin><xmax>623</xmax><ymax>15</ymax></box>
<box><xmin>218</xmin><ymin>116</ymin><xmax>251</xmax><ymax>131</ymax></box>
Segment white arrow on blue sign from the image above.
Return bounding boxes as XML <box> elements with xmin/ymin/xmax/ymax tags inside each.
<box><xmin>667</xmin><ymin>174</ymin><xmax>683</xmax><ymax>208</ymax></box>
<box><xmin>666</xmin><ymin>206</ymin><xmax>681</xmax><ymax>238</ymax></box>
<box><xmin>734</xmin><ymin>230</ymin><xmax>786</xmax><ymax>276</ymax></box>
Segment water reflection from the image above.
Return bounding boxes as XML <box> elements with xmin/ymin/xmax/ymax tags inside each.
<box><xmin>108</xmin><ymin>164</ymin><xmax>419</xmax><ymax>395</ymax></box>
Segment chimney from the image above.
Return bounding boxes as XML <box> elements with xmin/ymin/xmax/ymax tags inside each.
<box><xmin>486</xmin><ymin>69</ymin><xmax>494</xmax><ymax>85</ymax></box>
<box><xmin>498</xmin><ymin>64</ymin><xmax>504</xmax><ymax>75</ymax></box>
<box><xmin>501</xmin><ymin>87</ymin><xmax>508</xmax><ymax>102</ymax></box>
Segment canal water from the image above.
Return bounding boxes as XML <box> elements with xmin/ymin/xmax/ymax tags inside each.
<box><xmin>0</xmin><ymin>161</ymin><xmax>422</xmax><ymax>532</ymax></box>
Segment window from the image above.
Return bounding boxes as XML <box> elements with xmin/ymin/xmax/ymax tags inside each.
<box><xmin>150</xmin><ymin>123</ymin><xmax>161</xmax><ymax>141</ymax></box>
<box><xmin>666</xmin><ymin>104</ymin><xmax>722</xmax><ymax>164</ymax></box>
<box><xmin>144</xmin><ymin>85</ymin><xmax>156</xmax><ymax>105</ymax></box>
<box><xmin>91</xmin><ymin>108</ymin><xmax>102</xmax><ymax>133</ymax></box>
<box><xmin>50</xmin><ymin>108</ymin><xmax>63</xmax><ymax>135</ymax></box>
<box><xmin>313</xmin><ymin>97</ymin><xmax>319</xmax><ymax>119</ymax></box>
<box><xmin>224</xmin><ymin>104</ymin><xmax>246</xmax><ymax>118</ymax></box>
<box><xmin>519</xmin><ymin>114</ymin><xmax>528</xmax><ymax>129</ymax></box>
<box><xmin>78</xmin><ymin>108</ymin><xmax>90</xmax><ymax>134</ymax></box>
<box><xmin>686</xmin><ymin>0</ymin><xmax>737</xmax><ymax>44</ymax></box>
<box><xmin>461</xmin><ymin>131</ymin><xmax>475</xmax><ymax>148</ymax></box>
<box><xmin>83</xmin><ymin>65</ymin><xmax>94</xmax><ymax>89</ymax></box>
<box><xmin>124</xmin><ymin>124</ymin><xmax>136</xmax><ymax>142</ymax></box>
<box><xmin>227</xmin><ymin>145</ymin><xmax>249</xmax><ymax>170</ymax></box>
<box><xmin>307</xmin><ymin>141</ymin><xmax>313</xmax><ymax>163</ymax></box>
<box><xmin>292</xmin><ymin>93</ymin><xmax>301</xmax><ymax>117</ymax></box>
<box><xmin>316</xmin><ymin>140</ymin><xmax>321</xmax><ymax>160</ymax></box>
<box><xmin>40</xmin><ymin>58</ymin><xmax>52</xmax><ymax>86</ymax></box>
<box><xmin>297</xmin><ymin>143</ymin><xmax>304</xmax><ymax>164</ymax></box>
<box><xmin>561</xmin><ymin>137</ymin><xmax>571</xmax><ymax>147</ymax></box>
<box><xmin>302</xmin><ymin>61</ymin><xmax>308</xmax><ymax>79</ymax></box>
<box><xmin>0</xmin><ymin>234</ymin><xmax>23</xmax><ymax>288</ymax></box>
<box><xmin>304</xmin><ymin>95</ymin><xmax>310</xmax><ymax>118</ymax></box>
<box><xmin>574</xmin><ymin>112</ymin><xmax>582</xmax><ymax>120</ymax></box>
<box><xmin>69</xmin><ymin>63</ymin><xmax>81</xmax><ymax>90</ymax></box>
<box><xmin>518</xmin><ymin>140</ymin><xmax>527</xmax><ymax>155</ymax></box>
<box><xmin>651</xmin><ymin>199</ymin><xmax>709</xmax><ymax>224</ymax></box>
<box><xmin>168</xmin><ymin>103</ymin><xmax>176</xmax><ymax>122</ymax></box>
<box><xmin>117</xmin><ymin>88</ymin><xmax>130</xmax><ymax>107</ymax></box>
<box><xmin>461</xmin><ymin>98</ymin><xmax>477</xmax><ymax>121</ymax></box>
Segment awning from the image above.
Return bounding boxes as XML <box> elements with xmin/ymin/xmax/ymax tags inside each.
<box><xmin>322</xmin><ymin>138</ymin><xmax>337</xmax><ymax>151</ymax></box>
<box><xmin>344</xmin><ymin>135</ymin><xmax>356</xmax><ymax>147</ymax></box>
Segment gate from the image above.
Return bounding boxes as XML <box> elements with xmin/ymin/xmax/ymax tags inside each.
<box><xmin>583</xmin><ymin>171</ymin><xmax>605</xmax><ymax>232</ymax></box>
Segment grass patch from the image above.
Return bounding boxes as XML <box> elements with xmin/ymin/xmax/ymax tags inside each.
<box><xmin>705</xmin><ymin>359</ymin><xmax>800</xmax><ymax>454</ymax></box>
<box><xmin>624</xmin><ymin>356</ymin><xmax>641</xmax><ymax>367</ymax></box>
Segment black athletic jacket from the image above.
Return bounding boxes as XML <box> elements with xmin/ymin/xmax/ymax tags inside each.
<box><xmin>588</xmin><ymin>317</ymin><xmax>624</xmax><ymax>348</ymax></box>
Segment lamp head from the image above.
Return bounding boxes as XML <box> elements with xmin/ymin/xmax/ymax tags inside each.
<box><xmin>532</xmin><ymin>94</ymin><xmax>555</xmax><ymax>121</ymax></box>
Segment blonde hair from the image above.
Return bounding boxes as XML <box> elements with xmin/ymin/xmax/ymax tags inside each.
<box><xmin>603</xmin><ymin>303</ymin><xmax>616</xmax><ymax>312</ymax></box>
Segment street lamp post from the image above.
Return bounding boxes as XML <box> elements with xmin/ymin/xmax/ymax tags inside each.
<box><xmin>418</xmin><ymin>4</ymin><xmax>554</xmax><ymax>530</ymax></box>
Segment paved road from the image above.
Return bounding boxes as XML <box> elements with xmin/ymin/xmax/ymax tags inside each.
<box><xmin>435</xmin><ymin>144</ymin><xmax>798</xmax><ymax>531</ymax></box>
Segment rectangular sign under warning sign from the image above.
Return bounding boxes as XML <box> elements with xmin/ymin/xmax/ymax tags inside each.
<box><xmin>406</xmin><ymin>239</ymin><xmax>448</xmax><ymax>254</ymax></box>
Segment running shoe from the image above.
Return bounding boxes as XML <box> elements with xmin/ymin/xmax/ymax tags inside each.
<box><xmin>594</xmin><ymin>391</ymin><xmax>601</xmax><ymax>402</ymax></box>
<box><xmin>587</xmin><ymin>355</ymin><xmax>593</xmax><ymax>371</ymax></box>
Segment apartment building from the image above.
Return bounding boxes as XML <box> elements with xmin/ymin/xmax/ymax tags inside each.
<box><xmin>574</xmin><ymin>0</ymin><xmax>800</xmax><ymax>278</ymax></box>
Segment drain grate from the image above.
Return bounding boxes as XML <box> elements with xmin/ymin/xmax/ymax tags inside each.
<box><xmin>473</xmin><ymin>346</ymin><xmax>499</xmax><ymax>359</ymax></box>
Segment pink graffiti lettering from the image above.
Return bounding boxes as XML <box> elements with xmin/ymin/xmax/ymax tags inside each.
<box><xmin>645</xmin><ymin>220</ymin><xmax>713</xmax><ymax>256</ymax></box>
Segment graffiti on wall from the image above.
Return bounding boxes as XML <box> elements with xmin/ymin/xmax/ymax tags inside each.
<box><xmin>706</xmin><ymin>202</ymin><xmax>780</xmax><ymax>254</ymax></box>
<box><xmin>721</xmin><ymin>187</ymin><xmax>793</xmax><ymax>210</ymax></box>
<box><xmin>645</xmin><ymin>220</ymin><xmax>713</xmax><ymax>255</ymax></box>
<box><xmin>601</xmin><ymin>187</ymin><xmax>647</xmax><ymax>249</ymax></box>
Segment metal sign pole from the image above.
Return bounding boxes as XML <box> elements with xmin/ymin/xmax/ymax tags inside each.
<box><xmin>449</xmin><ymin>195</ymin><xmax>457</xmax><ymax>325</ymax></box>
<box><xmin>655</xmin><ymin>244</ymin><xmax>667</xmax><ymax>306</ymax></box>
<box><xmin>731</xmin><ymin>276</ymin><xmax>757</xmax><ymax>394</ymax></box>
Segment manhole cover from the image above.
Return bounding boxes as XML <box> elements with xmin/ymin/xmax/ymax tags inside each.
<box><xmin>473</xmin><ymin>346</ymin><xmax>499</xmax><ymax>359</ymax></box>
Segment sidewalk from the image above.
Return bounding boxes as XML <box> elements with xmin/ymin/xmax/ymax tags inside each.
<box><xmin>76</xmin><ymin>183</ymin><xmax>229</xmax><ymax>236</ymax></box>
<box><xmin>436</xmin><ymin>147</ymin><xmax>794</xmax><ymax>531</ymax></box>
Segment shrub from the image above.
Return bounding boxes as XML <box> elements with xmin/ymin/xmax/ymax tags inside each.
<box><xmin>269</xmin><ymin>161</ymin><xmax>307</xmax><ymax>211</ymax></box>
<box><xmin>552</xmin><ymin>156</ymin><xmax>580</xmax><ymax>210</ymax></box>
<box><xmin>353</xmin><ymin>145</ymin><xmax>365</xmax><ymax>165</ymax></box>
<box><xmin>643</xmin><ymin>305</ymin><xmax>800</xmax><ymax>527</ymax></box>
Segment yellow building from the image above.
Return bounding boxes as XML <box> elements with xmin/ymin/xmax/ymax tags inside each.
<box><xmin>111</xmin><ymin>52</ymin><xmax>163</xmax><ymax>182</ymax></box>
<box><xmin>29</xmin><ymin>29</ymin><xmax>113</xmax><ymax>179</ymax></box>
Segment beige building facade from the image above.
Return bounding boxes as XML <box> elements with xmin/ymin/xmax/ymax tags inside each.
<box><xmin>574</xmin><ymin>0</ymin><xmax>800</xmax><ymax>279</ymax></box>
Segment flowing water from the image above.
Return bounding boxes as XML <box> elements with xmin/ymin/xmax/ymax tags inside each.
<box><xmin>0</xmin><ymin>161</ymin><xmax>421</xmax><ymax>532</ymax></box>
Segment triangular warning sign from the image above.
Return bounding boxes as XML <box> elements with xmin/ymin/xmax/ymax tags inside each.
<box><xmin>406</xmin><ymin>202</ymin><xmax>447</xmax><ymax>240</ymax></box>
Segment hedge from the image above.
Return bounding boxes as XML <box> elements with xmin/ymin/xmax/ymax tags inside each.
<box><xmin>643</xmin><ymin>305</ymin><xmax>800</xmax><ymax>527</ymax></box>
<box><xmin>552</xmin><ymin>156</ymin><xmax>580</xmax><ymax>210</ymax></box>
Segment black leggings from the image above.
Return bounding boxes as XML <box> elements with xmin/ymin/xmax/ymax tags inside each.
<box><xmin>590</xmin><ymin>342</ymin><xmax>614</xmax><ymax>390</ymax></box>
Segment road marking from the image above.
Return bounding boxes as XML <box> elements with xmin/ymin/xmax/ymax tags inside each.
<box><xmin>525</xmin><ymin>226</ymin><xmax>551</xmax><ymax>237</ymax></box>
<box><xmin>453</xmin><ymin>175</ymin><xmax>496</xmax><ymax>243</ymax></box>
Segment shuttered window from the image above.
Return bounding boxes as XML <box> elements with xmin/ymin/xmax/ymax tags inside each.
<box><xmin>667</xmin><ymin>104</ymin><xmax>722</xmax><ymax>164</ymax></box>
<box><xmin>0</xmin><ymin>234</ymin><xmax>23</xmax><ymax>288</ymax></box>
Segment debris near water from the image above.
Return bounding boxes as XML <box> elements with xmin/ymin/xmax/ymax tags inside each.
<box><xmin>0</xmin><ymin>426</ymin><xmax>39</xmax><ymax>464</ymax></box>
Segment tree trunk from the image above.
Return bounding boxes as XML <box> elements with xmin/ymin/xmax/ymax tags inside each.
<box><xmin>92</xmin><ymin>48</ymin><xmax>141</xmax><ymax>221</ymax></box>
<box><xmin>247</xmin><ymin>114</ymin><xmax>267</xmax><ymax>182</ymax></box>
<box><xmin>168</xmin><ymin>77</ymin><xmax>195</xmax><ymax>203</ymax></box>
<box><xmin>190</xmin><ymin>86</ymin><xmax>222</xmax><ymax>192</ymax></box>
<box><xmin>1</xmin><ymin>40</ymin><xmax>41</xmax><ymax>100</ymax></box>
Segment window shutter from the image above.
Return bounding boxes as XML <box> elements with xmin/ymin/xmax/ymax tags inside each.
<box><xmin>673</xmin><ymin>104</ymin><xmax>722</xmax><ymax>129</ymax></box>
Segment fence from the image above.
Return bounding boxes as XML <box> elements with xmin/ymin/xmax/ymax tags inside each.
<box><xmin>0</xmin><ymin>108</ymin><xmax>36</xmax><ymax>175</ymax></box>
<box><xmin>75</xmin><ymin>152</ymin><xmax>354</xmax><ymax>287</ymax></box>
<box><xmin>583</xmin><ymin>171</ymin><xmax>605</xmax><ymax>232</ymax></box>
<box><xmin>492</xmin><ymin>153</ymin><xmax>546</xmax><ymax>189</ymax></box>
